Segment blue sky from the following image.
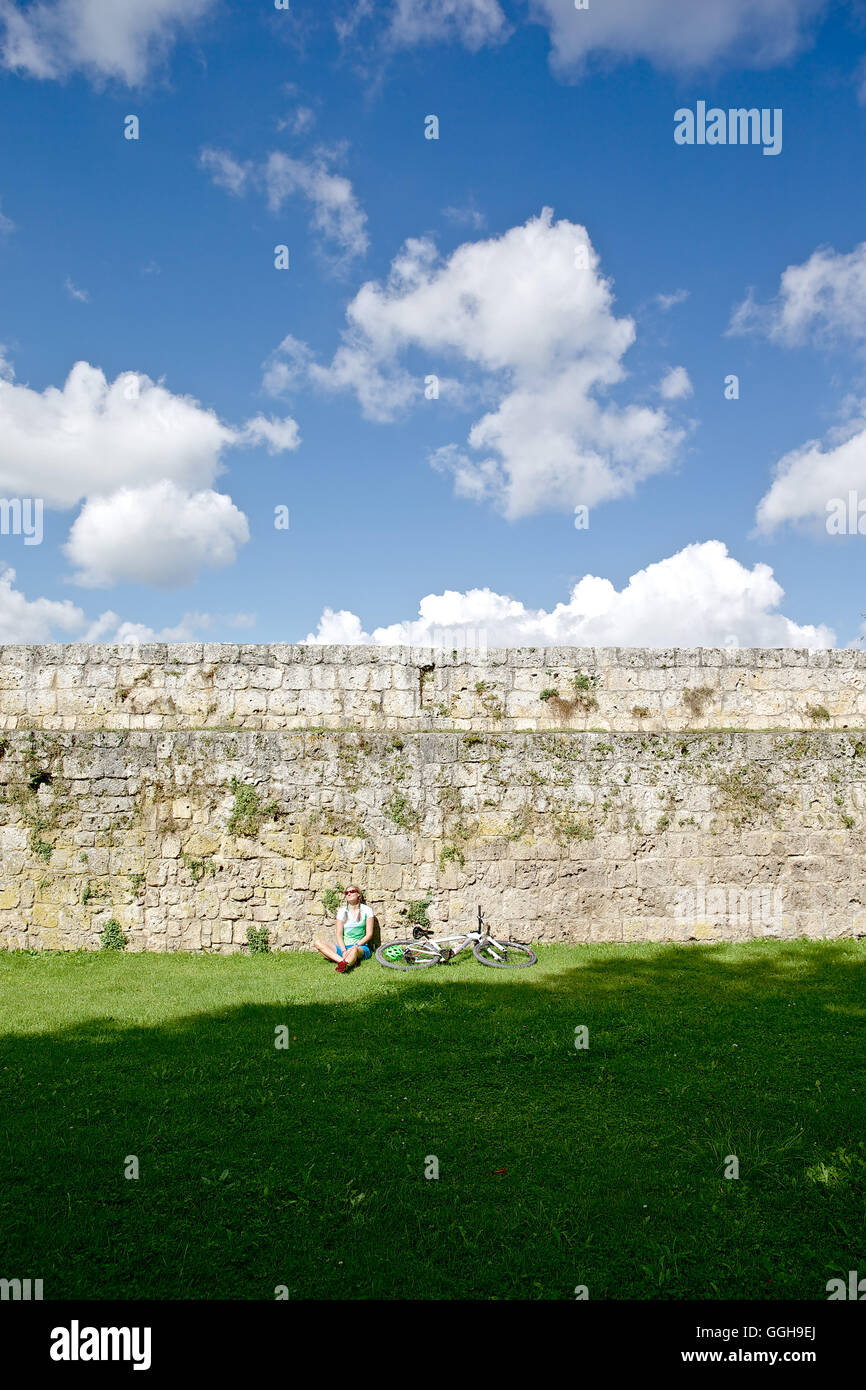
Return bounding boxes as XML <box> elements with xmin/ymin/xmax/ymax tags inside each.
<box><xmin>1</xmin><ymin>0</ymin><xmax>866</xmax><ymax>647</ymax></box>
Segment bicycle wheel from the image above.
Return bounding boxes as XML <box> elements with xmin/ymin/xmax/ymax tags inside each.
<box><xmin>376</xmin><ymin>940</ymin><xmax>441</xmax><ymax>971</ymax></box>
<box><xmin>473</xmin><ymin>940</ymin><xmax>537</xmax><ymax>968</ymax></box>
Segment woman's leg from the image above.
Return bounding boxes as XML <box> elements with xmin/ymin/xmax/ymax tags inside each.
<box><xmin>342</xmin><ymin>945</ymin><xmax>360</xmax><ymax>969</ymax></box>
<box><xmin>313</xmin><ymin>938</ymin><xmax>341</xmax><ymax>962</ymax></box>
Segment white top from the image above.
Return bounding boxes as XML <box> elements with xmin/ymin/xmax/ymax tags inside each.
<box><xmin>337</xmin><ymin>903</ymin><xmax>372</xmax><ymax>940</ymax></box>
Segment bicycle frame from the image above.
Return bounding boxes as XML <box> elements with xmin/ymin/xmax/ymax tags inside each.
<box><xmin>407</xmin><ymin>928</ymin><xmax>508</xmax><ymax>963</ymax></box>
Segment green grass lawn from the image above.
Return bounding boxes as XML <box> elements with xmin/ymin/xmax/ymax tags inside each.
<box><xmin>1</xmin><ymin>939</ymin><xmax>865</xmax><ymax>1300</ymax></box>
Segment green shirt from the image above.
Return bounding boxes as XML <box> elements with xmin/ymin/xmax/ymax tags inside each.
<box><xmin>338</xmin><ymin>905</ymin><xmax>371</xmax><ymax>945</ymax></box>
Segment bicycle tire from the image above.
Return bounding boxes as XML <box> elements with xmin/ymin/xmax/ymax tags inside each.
<box><xmin>473</xmin><ymin>940</ymin><xmax>537</xmax><ymax>968</ymax></box>
<box><xmin>376</xmin><ymin>940</ymin><xmax>441</xmax><ymax>971</ymax></box>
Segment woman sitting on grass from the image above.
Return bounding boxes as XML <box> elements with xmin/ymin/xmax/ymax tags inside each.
<box><xmin>313</xmin><ymin>886</ymin><xmax>375</xmax><ymax>974</ymax></box>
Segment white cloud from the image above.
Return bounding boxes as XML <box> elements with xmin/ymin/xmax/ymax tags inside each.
<box><xmin>756</xmin><ymin>413</ymin><xmax>866</xmax><ymax>533</ymax></box>
<box><xmin>658</xmin><ymin>366</ymin><xmax>693</xmax><ymax>400</ymax></box>
<box><xmin>0</xmin><ymin>359</ymin><xmax>237</xmax><ymax>507</ymax></box>
<box><xmin>277</xmin><ymin>105</ymin><xmax>316</xmax><ymax>137</ymax></box>
<box><xmin>304</xmin><ymin>541</ymin><xmax>834</xmax><ymax>648</ymax></box>
<box><xmin>0</xmin><ymin>0</ymin><xmax>216</xmax><ymax>85</ymax></box>
<box><xmin>261</xmin><ymin>334</ymin><xmax>316</xmax><ymax>398</ymax></box>
<box><xmin>110</xmin><ymin>611</ymin><xmax>249</xmax><ymax>644</ymax></box>
<box><xmin>336</xmin><ymin>0</ymin><xmax>509</xmax><ymax>53</ymax></box>
<box><xmin>64</xmin><ymin>481</ymin><xmax>250</xmax><ymax>589</ymax></box>
<box><xmin>199</xmin><ymin>148</ymin><xmax>249</xmax><ymax>196</ymax></box>
<box><xmin>443</xmin><ymin>203</ymin><xmax>487</xmax><ymax>231</ymax></box>
<box><xmin>528</xmin><ymin>0</ymin><xmax>827</xmax><ymax>77</ymax></box>
<box><xmin>388</xmin><ymin>0</ymin><xmax>510</xmax><ymax>50</ymax></box>
<box><xmin>240</xmin><ymin>414</ymin><xmax>301</xmax><ymax>453</ymax></box>
<box><xmin>64</xmin><ymin>276</ymin><xmax>88</xmax><ymax>302</ymax></box>
<box><xmin>0</xmin><ymin>566</ymin><xmax>251</xmax><ymax>643</ymax></box>
<box><xmin>0</xmin><ymin>565</ymin><xmax>88</xmax><ymax>641</ymax></box>
<box><xmin>730</xmin><ymin>242</ymin><xmax>866</xmax><ymax>347</ymax></box>
<box><xmin>654</xmin><ymin>289</ymin><xmax>689</xmax><ymax>312</ymax></box>
<box><xmin>272</xmin><ymin>209</ymin><xmax>685</xmax><ymax>519</ymax></box>
<box><xmin>261</xmin><ymin>334</ymin><xmax>315</xmax><ymax>398</ymax></box>
<box><xmin>0</xmin><ymin>356</ymin><xmax>299</xmax><ymax>588</ymax></box>
<box><xmin>0</xmin><ymin>198</ymin><xmax>13</xmax><ymax>234</ymax></box>
<box><xmin>0</xmin><ymin>357</ymin><xmax>300</xmax><ymax>504</ymax></box>
<box><xmin>264</xmin><ymin>152</ymin><xmax>369</xmax><ymax>264</ymax></box>
<box><xmin>201</xmin><ymin>146</ymin><xmax>369</xmax><ymax>266</ymax></box>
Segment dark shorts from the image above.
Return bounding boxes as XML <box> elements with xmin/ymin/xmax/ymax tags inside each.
<box><xmin>336</xmin><ymin>941</ymin><xmax>371</xmax><ymax>960</ymax></box>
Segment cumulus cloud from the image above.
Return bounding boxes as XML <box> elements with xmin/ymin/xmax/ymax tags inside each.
<box><xmin>304</xmin><ymin>541</ymin><xmax>834</xmax><ymax>649</ymax></box>
<box><xmin>240</xmin><ymin>414</ymin><xmax>302</xmax><ymax>453</ymax></box>
<box><xmin>267</xmin><ymin>209</ymin><xmax>685</xmax><ymax>519</ymax></box>
<box><xmin>0</xmin><ymin>360</ymin><xmax>234</xmax><ymax>506</ymax></box>
<box><xmin>0</xmin><ymin>0</ymin><xmax>215</xmax><ymax>85</ymax></box>
<box><xmin>528</xmin><ymin>0</ymin><xmax>827</xmax><ymax>77</ymax></box>
<box><xmin>0</xmin><ymin>567</ymin><xmax>252</xmax><ymax>644</ymax></box>
<box><xmin>0</xmin><ymin>565</ymin><xmax>88</xmax><ymax>641</ymax></box>
<box><xmin>658</xmin><ymin>366</ymin><xmax>693</xmax><ymax>400</ymax></box>
<box><xmin>201</xmin><ymin>146</ymin><xmax>369</xmax><ymax>266</ymax></box>
<box><xmin>64</xmin><ymin>482</ymin><xmax>251</xmax><ymax>589</ymax></box>
<box><xmin>109</xmin><ymin>610</ymin><xmax>254</xmax><ymax>644</ymax></box>
<box><xmin>729</xmin><ymin>242</ymin><xmax>866</xmax><ymax>347</ymax></box>
<box><xmin>0</xmin><ymin>356</ymin><xmax>299</xmax><ymax>587</ymax></box>
<box><xmin>756</xmin><ymin>413</ymin><xmax>866</xmax><ymax>533</ymax></box>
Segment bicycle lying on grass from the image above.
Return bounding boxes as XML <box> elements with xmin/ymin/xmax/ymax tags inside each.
<box><xmin>376</xmin><ymin>906</ymin><xmax>537</xmax><ymax>971</ymax></box>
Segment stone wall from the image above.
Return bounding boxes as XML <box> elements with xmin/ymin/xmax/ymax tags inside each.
<box><xmin>2</xmin><ymin>643</ymin><xmax>866</xmax><ymax>732</ymax></box>
<box><xmin>1</xmin><ymin>713</ymin><xmax>865</xmax><ymax>951</ymax></box>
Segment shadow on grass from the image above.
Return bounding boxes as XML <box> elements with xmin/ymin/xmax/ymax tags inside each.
<box><xmin>1</xmin><ymin>941</ymin><xmax>865</xmax><ymax>1300</ymax></box>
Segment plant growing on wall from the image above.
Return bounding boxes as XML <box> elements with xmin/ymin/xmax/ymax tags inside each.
<box><xmin>246</xmin><ymin>925</ymin><xmax>270</xmax><ymax>954</ymax></box>
<box><xmin>400</xmin><ymin>895</ymin><xmax>433</xmax><ymax>929</ymax></box>
<box><xmin>384</xmin><ymin>791</ymin><xmax>421</xmax><ymax>831</ymax></box>
<box><xmin>439</xmin><ymin>844</ymin><xmax>465</xmax><ymax>870</ymax></box>
<box><xmin>182</xmin><ymin>854</ymin><xmax>217</xmax><ymax>884</ymax></box>
<box><xmin>474</xmin><ymin>681</ymin><xmax>504</xmax><ymax>721</ymax></box>
<box><xmin>806</xmin><ymin>703</ymin><xmax>830</xmax><ymax>723</ymax></box>
<box><xmin>100</xmin><ymin>919</ymin><xmax>127</xmax><ymax>951</ymax></box>
<box><xmin>714</xmin><ymin>767</ymin><xmax>782</xmax><ymax>828</ymax></box>
<box><xmin>6</xmin><ymin>733</ymin><xmax>68</xmax><ymax>863</ymax></box>
<box><xmin>539</xmin><ymin>672</ymin><xmax>599</xmax><ymax>717</ymax></box>
<box><xmin>227</xmin><ymin>778</ymin><xmax>279</xmax><ymax>837</ymax></box>
<box><xmin>683</xmin><ymin>687</ymin><xmax>714</xmax><ymax>719</ymax></box>
<box><xmin>321</xmin><ymin>886</ymin><xmax>345</xmax><ymax>916</ymax></box>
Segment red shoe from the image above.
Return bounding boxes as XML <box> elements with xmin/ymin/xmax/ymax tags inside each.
<box><xmin>336</xmin><ymin>961</ymin><xmax>347</xmax><ymax>973</ymax></box>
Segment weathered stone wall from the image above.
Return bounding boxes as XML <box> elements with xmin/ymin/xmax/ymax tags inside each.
<box><xmin>2</xmin><ymin>643</ymin><xmax>866</xmax><ymax>732</ymax></box>
<box><xmin>1</xmin><ymin>719</ymin><xmax>864</xmax><ymax>951</ymax></box>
